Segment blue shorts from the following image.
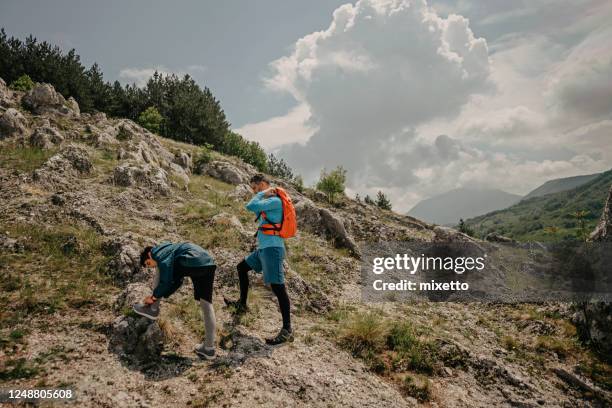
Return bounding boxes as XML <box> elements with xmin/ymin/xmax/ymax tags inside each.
<box><xmin>245</xmin><ymin>246</ymin><xmax>286</xmax><ymax>285</ymax></box>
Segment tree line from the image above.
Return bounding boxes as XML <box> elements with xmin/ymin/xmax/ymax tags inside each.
<box><xmin>0</xmin><ymin>29</ymin><xmax>394</xmax><ymax>210</ymax></box>
<box><xmin>0</xmin><ymin>29</ymin><xmax>267</xmax><ymax>171</ymax></box>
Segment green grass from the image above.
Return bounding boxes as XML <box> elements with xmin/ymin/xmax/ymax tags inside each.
<box><xmin>337</xmin><ymin>312</ymin><xmax>439</xmax><ymax>376</ymax></box>
<box><xmin>0</xmin><ymin>357</ymin><xmax>40</xmax><ymax>380</ymax></box>
<box><xmin>0</xmin><ymin>144</ymin><xmax>58</xmax><ymax>172</ymax></box>
<box><xmin>0</xmin><ymin>222</ymin><xmax>115</xmax><ymax>329</ymax></box>
<box><xmin>401</xmin><ymin>374</ymin><xmax>432</xmax><ymax>402</ymax></box>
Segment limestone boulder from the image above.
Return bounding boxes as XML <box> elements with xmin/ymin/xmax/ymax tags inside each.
<box><xmin>0</xmin><ymin>108</ymin><xmax>28</xmax><ymax>140</ymax></box>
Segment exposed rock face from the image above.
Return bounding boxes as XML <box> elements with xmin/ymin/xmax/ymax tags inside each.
<box><xmin>485</xmin><ymin>233</ymin><xmax>515</xmax><ymax>243</ymax></box>
<box><xmin>229</xmin><ymin>183</ymin><xmax>253</xmax><ymax>200</ymax></box>
<box><xmin>115</xmin><ymin>119</ymin><xmax>144</xmax><ymax>141</ymax></box>
<box><xmin>295</xmin><ymin>198</ymin><xmax>361</xmax><ymax>257</ymax></box>
<box><xmin>22</xmin><ymin>83</ymin><xmax>68</xmax><ymax>115</ymax></box>
<box><xmin>211</xmin><ymin>212</ymin><xmax>246</xmax><ymax>234</ymax></box>
<box><xmin>109</xmin><ymin>283</ymin><xmax>164</xmax><ymax>363</ymax></box>
<box><xmin>113</xmin><ymin>163</ymin><xmax>171</xmax><ymax>195</ymax></box>
<box><xmin>29</xmin><ymin>125</ymin><xmax>64</xmax><ymax>149</ymax></box>
<box><xmin>200</xmin><ymin>160</ymin><xmax>254</xmax><ymax>185</ymax></box>
<box><xmin>0</xmin><ymin>77</ymin><xmax>12</xmax><ymax>107</ymax></box>
<box><xmin>32</xmin><ymin>144</ymin><xmax>93</xmax><ymax>185</ymax></box>
<box><xmin>103</xmin><ymin>236</ymin><xmax>142</xmax><ymax>282</ymax></box>
<box><xmin>573</xmin><ymin>184</ymin><xmax>612</xmax><ymax>360</ymax></box>
<box><xmin>433</xmin><ymin>226</ymin><xmax>476</xmax><ymax>243</ymax></box>
<box><xmin>0</xmin><ymin>108</ymin><xmax>28</xmax><ymax>139</ymax></box>
<box><xmin>0</xmin><ymin>233</ymin><xmax>24</xmax><ymax>252</ymax></box>
<box><xmin>590</xmin><ymin>185</ymin><xmax>612</xmax><ymax>241</ymax></box>
<box><xmin>66</xmin><ymin>96</ymin><xmax>80</xmax><ymax>117</ymax></box>
<box><xmin>174</xmin><ymin>151</ymin><xmax>192</xmax><ymax>173</ymax></box>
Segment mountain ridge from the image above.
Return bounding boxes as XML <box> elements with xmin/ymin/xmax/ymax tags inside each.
<box><xmin>523</xmin><ymin>173</ymin><xmax>601</xmax><ymax>201</ymax></box>
<box><xmin>408</xmin><ymin>187</ymin><xmax>521</xmax><ymax>225</ymax></box>
<box><xmin>466</xmin><ymin>169</ymin><xmax>612</xmax><ymax>241</ymax></box>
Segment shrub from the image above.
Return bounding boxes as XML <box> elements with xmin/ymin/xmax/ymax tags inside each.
<box><xmin>387</xmin><ymin>321</ymin><xmax>436</xmax><ymax>374</ymax></box>
<box><xmin>375</xmin><ymin>191</ymin><xmax>392</xmax><ymax>210</ymax></box>
<box><xmin>339</xmin><ymin>312</ymin><xmax>387</xmax><ymax>357</ymax></box>
<box><xmin>458</xmin><ymin>219</ymin><xmax>474</xmax><ymax>237</ymax></box>
<box><xmin>137</xmin><ymin>106</ymin><xmax>163</xmax><ymax>134</ymax></box>
<box><xmin>364</xmin><ymin>195</ymin><xmax>374</xmax><ymax>205</ymax></box>
<box><xmin>292</xmin><ymin>175</ymin><xmax>304</xmax><ymax>193</ymax></box>
<box><xmin>220</xmin><ymin>131</ymin><xmax>268</xmax><ymax>172</ymax></box>
<box><xmin>9</xmin><ymin>74</ymin><xmax>34</xmax><ymax>91</ymax></box>
<box><xmin>194</xmin><ymin>143</ymin><xmax>214</xmax><ymax>172</ymax></box>
<box><xmin>316</xmin><ymin>166</ymin><xmax>347</xmax><ymax>204</ymax></box>
<box><xmin>401</xmin><ymin>375</ymin><xmax>431</xmax><ymax>402</ymax></box>
<box><xmin>268</xmin><ymin>153</ymin><xmax>294</xmax><ymax>180</ymax></box>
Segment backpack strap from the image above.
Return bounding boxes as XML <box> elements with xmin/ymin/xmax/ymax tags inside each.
<box><xmin>256</xmin><ymin>211</ymin><xmax>283</xmax><ymax>236</ymax></box>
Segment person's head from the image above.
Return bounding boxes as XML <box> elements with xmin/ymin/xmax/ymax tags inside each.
<box><xmin>139</xmin><ymin>246</ymin><xmax>157</xmax><ymax>268</ymax></box>
<box><xmin>250</xmin><ymin>173</ymin><xmax>270</xmax><ymax>193</ymax></box>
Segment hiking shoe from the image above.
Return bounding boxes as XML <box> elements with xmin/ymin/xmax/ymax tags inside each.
<box><xmin>194</xmin><ymin>343</ymin><xmax>216</xmax><ymax>360</ymax></box>
<box><xmin>133</xmin><ymin>302</ymin><xmax>160</xmax><ymax>320</ymax></box>
<box><xmin>265</xmin><ymin>328</ymin><xmax>294</xmax><ymax>345</ymax></box>
<box><xmin>223</xmin><ymin>297</ymin><xmax>248</xmax><ymax>315</ymax></box>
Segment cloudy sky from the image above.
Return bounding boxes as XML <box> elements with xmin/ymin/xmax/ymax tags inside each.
<box><xmin>2</xmin><ymin>0</ymin><xmax>611</xmax><ymax>211</ymax></box>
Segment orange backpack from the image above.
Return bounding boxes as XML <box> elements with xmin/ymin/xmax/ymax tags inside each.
<box><xmin>257</xmin><ymin>187</ymin><xmax>297</xmax><ymax>238</ymax></box>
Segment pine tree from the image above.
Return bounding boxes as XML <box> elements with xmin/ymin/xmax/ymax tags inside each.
<box><xmin>375</xmin><ymin>191</ymin><xmax>392</xmax><ymax>210</ymax></box>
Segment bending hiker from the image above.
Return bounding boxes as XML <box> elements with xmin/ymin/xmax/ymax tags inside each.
<box><xmin>224</xmin><ymin>173</ymin><xmax>297</xmax><ymax>345</ymax></box>
<box><xmin>134</xmin><ymin>242</ymin><xmax>217</xmax><ymax>360</ymax></box>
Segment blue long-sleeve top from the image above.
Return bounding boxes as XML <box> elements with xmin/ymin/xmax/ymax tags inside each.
<box><xmin>151</xmin><ymin>242</ymin><xmax>215</xmax><ymax>298</ymax></box>
<box><xmin>245</xmin><ymin>191</ymin><xmax>285</xmax><ymax>249</ymax></box>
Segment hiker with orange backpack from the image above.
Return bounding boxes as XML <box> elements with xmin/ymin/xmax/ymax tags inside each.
<box><xmin>224</xmin><ymin>173</ymin><xmax>297</xmax><ymax>345</ymax></box>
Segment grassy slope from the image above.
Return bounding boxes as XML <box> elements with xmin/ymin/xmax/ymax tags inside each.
<box><xmin>465</xmin><ymin>169</ymin><xmax>612</xmax><ymax>241</ymax></box>
<box><xmin>1</xmin><ymin>136</ymin><xmax>611</xmax><ymax>404</ymax></box>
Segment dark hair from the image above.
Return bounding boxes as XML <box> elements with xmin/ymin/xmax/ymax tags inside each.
<box><xmin>250</xmin><ymin>173</ymin><xmax>269</xmax><ymax>184</ymax></box>
<box><xmin>139</xmin><ymin>246</ymin><xmax>153</xmax><ymax>267</ymax></box>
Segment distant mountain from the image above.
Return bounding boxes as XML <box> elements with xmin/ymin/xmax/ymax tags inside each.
<box><xmin>407</xmin><ymin>188</ymin><xmax>521</xmax><ymax>225</ymax></box>
<box><xmin>466</xmin><ymin>169</ymin><xmax>612</xmax><ymax>241</ymax></box>
<box><xmin>523</xmin><ymin>173</ymin><xmax>601</xmax><ymax>200</ymax></box>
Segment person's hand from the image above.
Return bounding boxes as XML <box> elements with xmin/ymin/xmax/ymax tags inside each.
<box><xmin>263</xmin><ymin>187</ymin><xmax>277</xmax><ymax>197</ymax></box>
<box><xmin>143</xmin><ymin>295</ymin><xmax>157</xmax><ymax>305</ymax></box>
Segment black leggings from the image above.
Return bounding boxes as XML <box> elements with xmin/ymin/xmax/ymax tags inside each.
<box><xmin>237</xmin><ymin>260</ymin><xmax>291</xmax><ymax>331</ymax></box>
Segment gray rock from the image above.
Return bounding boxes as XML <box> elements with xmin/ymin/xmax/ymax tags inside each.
<box><xmin>590</xmin><ymin>185</ymin><xmax>612</xmax><ymax>241</ymax></box>
<box><xmin>295</xmin><ymin>198</ymin><xmax>361</xmax><ymax>257</ymax></box>
<box><xmin>0</xmin><ymin>108</ymin><xmax>28</xmax><ymax>140</ymax></box>
<box><xmin>22</xmin><ymin>83</ymin><xmax>66</xmax><ymax>114</ymax></box>
<box><xmin>109</xmin><ymin>315</ymin><xmax>163</xmax><ymax>363</ymax></box>
<box><xmin>174</xmin><ymin>151</ymin><xmax>192</xmax><ymax>173</ymax></box>
<box><xmin>112</xmin><ymin>163</ymin><xmax>171</xmax><ymax>195</ymax></box>
<box><xmin>32</xmin><ymin>144</ymin><xmax>93</xmax><ymax>184</ymax></box>
<box><xmin>229</xmin><ymin>183</ymin><xmax>253</xmax><ymax>200</ymax></box>
<box><xmin>0</xmin><ymin>78</ymin><xmax>13</xmax><ymax>108</ymax></box>
<box><xmin>573</xmin><ymin>184</ymin><xmax>612</xmax><ymax>359</ymax></box>
<box><xmin>434</xmin><ymin>226</ymin><xmax>479</xmax><ymax>244</ymax></box>
<box><xmin>0</xmin><ymin>233</ymin><xmax>24</xmax><ymax>252</ymax></box>
<box><xmin>211</xmin><ymin>212</ymin><xmax>246</xmax><ymax>234</ymax></box>
<box><xmin>103</xmin><ymin>236</ymin><xmax>142</xmax><ymax>282</ymax></box>
<box><xmin>200</xmin><ymin>160</ymin><xmax>253</xmax><ymax>185</ymax></box>
<box><xmin>66</xmin><ymin>96</ymin><xmax>80</xmax><ymax>117</ymax></box>
<box><xmin>485</xmin><ymin>233</ymin><xmax>515</xmax><ymax>243</ymax></box>
<box><xmin>109</xmin><ymin>282</ymin><xmax>163</xmax><ymax>362</ymax></box>
<box><xmin>29</xmin><ymin>125</ymin><xmax>64</xmax><ymax>149</ymax></box>
<box><xmin>169</xmin><ymin>162</ymin><xmax>190</xmax><ymax>186</ymax></box>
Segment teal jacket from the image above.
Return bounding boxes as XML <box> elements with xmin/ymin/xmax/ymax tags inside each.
<box><xmin>246</xmin><ymin>191</ymin><xmax>284</xmax><ymax>249</ymax></box>
<box><xmin>151</xmin><ymin>242</ymin><xmax>215</xmax><ymax>298</ymax></box>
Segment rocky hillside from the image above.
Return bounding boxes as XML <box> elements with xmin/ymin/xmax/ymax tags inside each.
<box><xmin>408</xmin><ymin>188</ymin><xmax>521</xmax><ymax>226</ymax></box>
<box><xmin>1</xmin><ymin>79</ymin><xmax>610</xmax><ymax>407</ymax></box>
